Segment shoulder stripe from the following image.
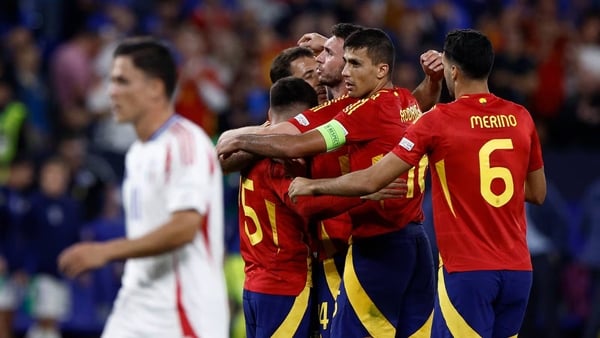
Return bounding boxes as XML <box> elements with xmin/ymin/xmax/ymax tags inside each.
<box><xmin>170</xmin><ymin>122</ymin><xmax>196</xmax><ymax>166</ymax></box>
<box><xmin>343</xmin><ymin>98</ymin><xmax>369</xmax><ymax>116</ymax></box>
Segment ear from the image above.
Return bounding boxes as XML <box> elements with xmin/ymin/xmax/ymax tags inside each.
<box><xmin>450</xmin><ymin>64</ymin><xmax>459</xmax><ymax>82</ymax></box>
<box><xmin>148</xmin><ymin>77</ymin><xmax>165</xmax><ymax>99</ymax></box>
<box><xmin>377</xmin><ymin>63</ymin><xmax>389</xmax><ymax>80</ymax></box>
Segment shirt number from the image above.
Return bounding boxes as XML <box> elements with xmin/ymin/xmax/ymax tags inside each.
<box><xmin>479</xmin><ymin>139</ymin><xmax>514</xmax><ymax>207</ymax></box>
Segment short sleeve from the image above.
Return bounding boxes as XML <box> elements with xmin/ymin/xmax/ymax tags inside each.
<box><xmin>391</xmin><ymin>110</ymin><xmax>436</xmax><ymax>166</ymax></box>
<box><xmin>165</xmin><ymin>136</ymin><xmax>214</xmax><ymax>215</ymax></box>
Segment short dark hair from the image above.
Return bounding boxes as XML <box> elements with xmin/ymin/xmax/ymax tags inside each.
<box><xmin>443</xmin><ymin>29</ymin><xmax>494</xmax><ymax>80</ymax></box>
<box><xmin>343</xmin><ymin>28</ymin><xmax>394</xmax><ymax>71</ymax></box>
<box><xmin>331</xmin><ymin>23</ymin><xmax>364</xmax><ymax>40</ymax></box>
<box><xmin>270</xmin><ymin>76</ymin><xmax>318</xmax><ymax>119</ymax></box>
<box><xmin>269</xmin><ymin>47</ymin><xmax>315</xmax><ymax>83</ymax></box>
<box><xmin>113</xmin><ymin>37</ymin><xmax>177</xmax><ymax>99</ymax></box>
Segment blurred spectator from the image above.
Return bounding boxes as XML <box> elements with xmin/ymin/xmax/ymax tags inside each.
<box><xmin>526</xmin><ymin>0</ymin><xmax>571</xmax><ymax>124</ymax></box>
<box><xmin>490</xmin><ymin>28</ymin><xmax>537</xmax><ymax>106</ymax></box>
<box><xmin>558</xmin><ymin>11</ymin><xmax>600</xmax><ymax>148</ymax></box>
<box><xmin>22</xmin><ymin>156</ymin><xmax>82</xmax><ymax>338</ymax></box>
<box><xmin>6</xmin><ymin>27</ymin><xmax>52</xmax><ymax>151</ymax></box>
<box><xmin>79</xmin><ymin>186</ymin><xmax>124</xmax><ymax>321</ymax></box>
<box><xmin>0</xmin><ymin>156</ymin><xmax>34</xmax><ymax>338</ymax></box>
<box><xmin>522</xmin><ymin>182</ymin><xmax>571</xmax><ymax>338</ymax></box>
<box><xmin>49</xmin><ymin>28</ymin><xmax>100</xmax><ymax>134</ymax></box>
<box><xmin>0</xmin><ymin>74</ymin><xmax>29</xmax><ymax>181</ymax></box>
<box><xmin>579</xmin><ymin>179</ymin><xmax>600</xmax><ymax>338</ymax></box>
<box><xmin>56</xmin><ymin>134</ymin><xmax>117</xmax><ymax>222</ymax></box>
<box><xmin>173</xmin><ymin>23</ymin><xmax>229</xmax><ymax>137</ymax></box>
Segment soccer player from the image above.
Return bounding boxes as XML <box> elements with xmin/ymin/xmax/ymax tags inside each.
<box><xmin>58</xmin><ymin>37</ymin><xmax>229</xmax><ymax>338</ymax></box>
<box><xmin>220</xmin><ymin>24</ymin><xmax>442</xmax><ymax>338</ymax></box>
<box><xmin>288</xmin><ymin>29</ymin><xmax>547</xmax><ymax>338</ymax></box>
<box><xmin>269</xmin><ymin>46</ymin><xmax>328</xmax><ymax>103</ymax></box>
<box><xmin>218</xmin><ymin>28</ymin><xmax>436</xmax><ymax>338</ymax></box>
<box><xmin>239</xmin><ymin>76</ymin><xmax>347</xmax><ymax>338</ymax></box>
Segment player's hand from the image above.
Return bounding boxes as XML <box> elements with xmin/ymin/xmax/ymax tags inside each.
<box><xmin>58</xmin><ymin>242</ymin><xmax>109</xmax><ymax>278</ymax></box>
<box><xmin>420</xmin><ymin>50</ymin><xmax>444</xmax><ymax>82</ymax></box>
<box><xmin>360</xmin><ymin>178</ymin><xmax>408</xmax><ymax>200</ymax></box>
<box><xmin>288</xmin><ymin>177</ymin><xmax>316</xmax><ymax>202</ymax></box>
<box><xmin>216</xmin><ymin>135</ymin><xmax>241</xmax><ymax>160</ymax></box>
<box><xmin>297</xmin><ymin>32</ymin><xmax>327</xmax><ymax>54</ymax></box>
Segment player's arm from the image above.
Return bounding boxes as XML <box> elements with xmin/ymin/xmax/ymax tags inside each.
<box><xmin>218</xmin><ymin>124</ymin><xmax>332</xmax><ymax>159</ymax></box>
<box><xmin>218</xmin><ymin>122</ymin><xmax>303</xmax><ymax>172</ymax></box>
<box><xmin>412</xmin><ymin>50</ymin><xmax>444</xmax><ymax>111</ymax></box>
<box><xmin>58</xmin><ymin>210</ymin><xmax>201</xmax><ymax>278</ymax></box>
<box><xmin>297</xmin><ymin>32</ymin><xmax>327</xmax><ymax>54</ymax></box>
<box><xmin>290</xmin><ymin>194</ymin><xmax>363</xmax><ymax>222</ymax></box>
<box><xmin>289</xmin><ymin>152</ymin><xmax>413</xmax><ymax>200</ymax></box>
<box><xmin>525</xmin><ymin>167</ymin><xmax>546</xmax><ymax>205</ymax></box>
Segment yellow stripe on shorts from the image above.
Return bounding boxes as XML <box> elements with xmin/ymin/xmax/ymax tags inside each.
<box><xmin>344</xmin><ymin>245</ymin><xmax>395</xmax><ymax>337</ymax></box>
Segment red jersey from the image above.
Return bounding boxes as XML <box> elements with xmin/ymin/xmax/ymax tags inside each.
<box><xmin>290</xmin><ymin>95</ymin><xmax>358</xmax><ymax>259</ymax></box>
<box><xmin>239</xmin><ymin>159</ymin><xmax>312</xmax><ymax>296</ymax></box>
<box><xmin>289</xmin><ymin>95</ymin><xmax>357</xmax><ymax>133</ymax></box>
<box><xmin>391</xmin><ymin>93</ymin><xmax>544</xmax><ymax>272</ymax></box>
<box><xmin>333</xmin><ymin>88</ymin><xmax>426</xmax><ymax>238</ymax></box>
<box><xmin>239</xmin><ymin>159</ymin><xmax>361</xmax><ymax>295</ymax></box>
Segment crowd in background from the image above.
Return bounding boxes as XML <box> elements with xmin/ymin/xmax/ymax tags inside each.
<box><xmin>0</xmin><ymin>0</ymin><xmax>599</xmax><ymax>337</ymax></box>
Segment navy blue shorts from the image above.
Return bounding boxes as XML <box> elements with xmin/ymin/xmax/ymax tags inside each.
<box><xmin>243</xmin><ymin>286</ymin><xmax>312</xmax><ymax>338</ymax></box>
<box><xmin>432</xmin><ymin>267</ymin><xmax>532</xmax><ymax>338</ymax></box>
<box><xmin>313</xmin><ymin>252</ymin><xmax>345</xmax><ymax>337</ymax></box>
<box><xmin>331</xmin><ymin>223</ymin><xmax>435</xmax><ymax>338</ymax></box>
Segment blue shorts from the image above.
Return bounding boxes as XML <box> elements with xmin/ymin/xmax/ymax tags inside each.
<box><xmin>432</xmin><ymin>267</ymin><xmax>532</xmax><ymax>338</ymax></box>
<box><xmin>313</xmin><ymin>252</ymin><xmax>345</xmax><ymax>338</ymax></box>
<box><xmin>243</xmin><ymin>286</ymin><xmax>312</xmax><ymax>338</ymax></box>
<box><xmin>331</xmin><ymin>223</ymin><xmax>435</xmax><ymax>338</ymax></box>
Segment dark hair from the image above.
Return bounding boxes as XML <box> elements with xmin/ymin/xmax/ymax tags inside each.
<box><xmin>344</xmin><ymin>28</ymin><xmax>395</xmax><ymax>71</ymax></box>
<box><xmin>270</xmin><ymin>76</ymin><xmax>318</xmax><ymax>116</ymax></box>
<box><xmin>331</xmin><ymin>23</ymin><xmax>364</xmax><ymax>40</ymax></box>
<box><xmin>443</xmin><ymin>29</ymin><xmax>494</xmax><ymax>79</ymax></box>
<box><xmin>269</xmin><ymin>46</ymin><xmax>315</xmax><ymax>84</ymax></box>
<box><xmin>113</xmin><ymin>37</ymin><xmax>177</xmax><ymax>99</ymax></box>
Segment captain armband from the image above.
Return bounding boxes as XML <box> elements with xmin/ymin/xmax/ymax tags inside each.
<box><xmin>316</xmin><ymin>120</ymin><xmax>348</xmax><ymax>151</ymax></box>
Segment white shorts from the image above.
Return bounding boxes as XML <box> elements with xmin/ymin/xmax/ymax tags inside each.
<box><xmin>0</xmin><ymin>276</ymin><xmax>18</xmax><ymax>310</ymax></box>
<box><xmin>28</xmin><ymin>275</ymin><xmax>70</xmax><ymax>320</ymax></box>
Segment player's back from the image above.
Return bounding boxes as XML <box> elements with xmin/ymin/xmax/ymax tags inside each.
<box><xmin>423</xmin><ymin>93</ymin><xmax>541</xmax><ymax>272</ymax></box>
<box><xmin>239</xmin><ymin>158</ymin><xmax>312</xmax><ymax>296</ymax></box>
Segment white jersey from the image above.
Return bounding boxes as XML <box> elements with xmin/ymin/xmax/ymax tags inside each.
<box><xmin>104</xmin><ymin>115</ymin><xmax>228</xmax><ymax>338</ymax></box>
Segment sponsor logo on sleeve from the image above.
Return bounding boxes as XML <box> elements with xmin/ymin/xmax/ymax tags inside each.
<box><xmin>294</xmin><ymin>113</ymin><xmax>310</xmax><ymax>126</ymax></box>
<box><xmin>399</xmin><ymin>137</ymin><xmax>414</xmax><ymax>151</ymax></box>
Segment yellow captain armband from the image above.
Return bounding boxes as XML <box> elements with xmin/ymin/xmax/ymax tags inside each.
<box><xmin>316</xmin><ymin>120</ymin><xmax>348</xmax><ymax>151</ymax></box>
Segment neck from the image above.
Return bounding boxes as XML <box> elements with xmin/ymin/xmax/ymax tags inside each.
<box><xmin>366</xmin><ymin>80</ymin><xmax>393</xmax><ymax>98</ymax></box>
<box><xmin>454</xmin><ymin>80</ymin><xmax>489</xmax><ymax>99</ymax></box>
<box><xmin>329</xmin><ymin>82</ymin><xmax>348</xmax><ymax>99</ymax></box>
<box><xmin>135</xmin><ymin>104</ymin><xmax>174</xmax><ymax>142</ymax></box>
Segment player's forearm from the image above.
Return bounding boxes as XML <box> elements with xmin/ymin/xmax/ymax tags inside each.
<box><xmin>313</xmin><ymin>171</ymin><xmax>382</xmax><ymax>197</ymax></box>
<box><xmin>412</xmin><ymin>75</ymin><xmax>442</xmax><ymax>112</ymax></box>
<box><xmin>294</xmin><ymin>194</ymin><xmax>363</xmax><ymax>221</ymax></box>
<box><xmin>220</xmin><ymin>151</ymin><xmax>259</xmax><ymax>174</ymax></box>
<box><xmin>103</xmin><ymin>212</ymin><xmax>200</xmax><ymax>261</ymax></box>
<box><xmin>525</xmin><ymin>168</ymin><xmax>547</xmax><ymax>205</ymax></box>
<box><xmin>238</xmin><ymin>134</ymin><xmax>317</xmax><ymax>158</ymax></box>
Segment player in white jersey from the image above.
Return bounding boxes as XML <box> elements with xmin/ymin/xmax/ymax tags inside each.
<box><xmin>58</xmin><ymin>37</ymin><xmax>229</xmax><ymax>338</ymax></box>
